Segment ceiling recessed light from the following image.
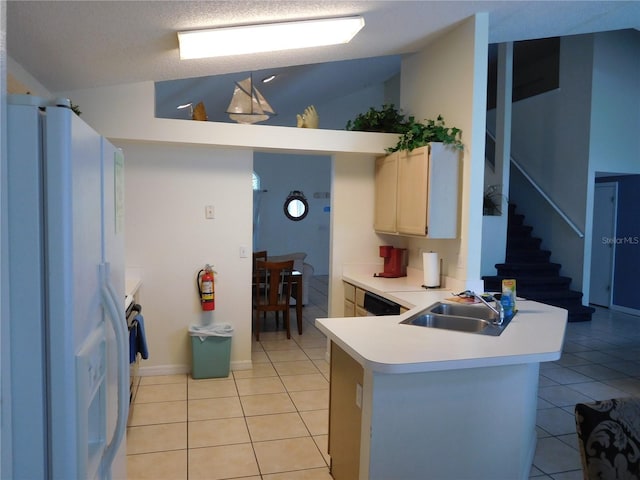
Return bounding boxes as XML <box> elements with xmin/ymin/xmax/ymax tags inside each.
<box><xmin>177</xmin><ymin>16</ymin><xmax>365</xmax><ymax>60</ymax></box>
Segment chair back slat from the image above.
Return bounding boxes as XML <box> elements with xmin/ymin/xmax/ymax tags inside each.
<box><xmin>255</xmin><ymin>260</ymin><xmax>294</xmax><ymax>308</ymax></box>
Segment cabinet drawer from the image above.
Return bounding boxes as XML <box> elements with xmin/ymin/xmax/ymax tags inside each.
<box><xmin>344</xmin><ymin>299</ymin><xmax>355</xmax><ymax>317</ymax></box>
<box><xmin>344</xmin><ymin>282</ymin><xmax>355</xmax><ymax>303</ymax></box>
<box><xmin>355</xmin><ymin>288</ymin><xmax>365</xmax><ymax>308</ymax></box>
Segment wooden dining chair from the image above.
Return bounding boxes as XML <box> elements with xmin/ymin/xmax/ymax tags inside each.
<box><xmin>252</xmin><ymin>251</ymin><xmax>268</xmax><ymax>320</ymax></box>
<box><xmin>253</xmin><ymin>259</ymin><xmax>294</xmax><ymax>341</ymax></box>
<box><xmin>252</xmin><ymin>251</ymin><xmax>267</xmax><ymax>273</ymax></box>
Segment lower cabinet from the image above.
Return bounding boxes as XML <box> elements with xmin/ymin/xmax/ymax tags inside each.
<box><xmin>343</xmin><ymin>281</ymin><xmax>367</xmax><ymax>317</ymax></box>
<box><xmin>328</xmin><ymin>342</ymin><xmax>364</xmax><ymax>480</ymax></box>
<box><xmin>328</xmin><ymin>348</ymin><xmax>540</xmax><ymax>479</ymax></box>
<box><xmin>343</xmin><ymin>282</ymin><xmax>355</xmax><ymax>316</ymax></box>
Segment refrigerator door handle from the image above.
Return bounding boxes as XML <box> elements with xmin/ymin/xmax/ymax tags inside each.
<box><xmin>100</xmin><ymin>262</ymin><xmax>128</xmax><ymax>476</ymax></box>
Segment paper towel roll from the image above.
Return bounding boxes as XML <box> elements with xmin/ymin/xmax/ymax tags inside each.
<box><xmin>423</xmin><ymin>252</ymin><xmax>440</xmax><ymax>287</ymax></box>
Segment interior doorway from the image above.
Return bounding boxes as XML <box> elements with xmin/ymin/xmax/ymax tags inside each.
<box><xmin>252</xmin><ymin>152</ymin><xmax>331</xmax><ymax>277</ymax></box>
<box><xmin>589</xmin><ymin>182</ymin><xmax>617</xmax><ymax>307</ymax></box>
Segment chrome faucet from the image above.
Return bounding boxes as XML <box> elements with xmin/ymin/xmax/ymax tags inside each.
<box><xmin>472</xmin><ymin>292</ymin><xmax>505</xmax><ymax>325</ymax></box>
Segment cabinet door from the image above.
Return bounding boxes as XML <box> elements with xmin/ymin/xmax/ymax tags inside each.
<box><xmin>425</xmin><ymin>142</ymin><xmax>459</xmax><ymax>238</ymax></box>
<box><xmin>343</xmin><ymin>282</ymin><xmax>356</xmax><ymax>316</ymax></box>
<box><xmin>374</xmin><ymin>153</ymin><xmax>398</xmax><ymax>233</ymax></box>
<box><xmin>329</xmin><ymin>342</ymin><xmax>364</xmax><ymax>480</ymax></box>
<box><xmin>396</xmin><ymin>147</ymin><xmax>429</xmax><ymax>235</ymax></box>
<box><xmin>343</xmin><ymin>300</ymin><xmax>355</xmax><ymax>317</ymax></box>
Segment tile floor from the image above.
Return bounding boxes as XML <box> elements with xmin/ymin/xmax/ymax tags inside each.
<box><xmin>126</xmin><ymin>276</ymin><xmax>640</xmax><ymax>479</ymax></box>
<box><xmin>126</xmin><ymin>276</ymin><xmax>332</xmax><ymax>480</ymax></box>
<box><xmin>531</xmin><ymin>304</ymin><xmax>640</xmax><ymax>479</ymax></box>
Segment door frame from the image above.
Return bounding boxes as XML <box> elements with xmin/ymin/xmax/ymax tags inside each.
<box><xmin>589</xmin><ymin>181</ymin><xmax>618</xmax><ymax>307</ymax></box>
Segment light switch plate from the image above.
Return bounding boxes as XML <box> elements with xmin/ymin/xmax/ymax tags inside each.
<box><xmin>205</xmin><ymin>205</ymin><xmax>215</xmax><ymax>219</ymax></box>
<box><xmin>355</xmin><ymin>383</ymin><xmax>363</xmax><ymax>408</ymax></box>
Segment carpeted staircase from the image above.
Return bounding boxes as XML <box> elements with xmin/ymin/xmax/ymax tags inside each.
<box><xmin>483</xmin><ymin>204</ymin><xmax>595</xmax><ymax>322</ymax></box>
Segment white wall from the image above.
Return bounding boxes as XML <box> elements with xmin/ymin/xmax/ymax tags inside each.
<box><xmin>481</xmin><ymin>43</ymin><xmax>513</xmax><ymax>277</ymax></box>
<box><xmin>589</xmin><ymin>30</ymin><xmax>640</xmax><ymax>174</ymax></box>
<box><xmin>510</xmin><ymin>30</ymin><xmax>640</xmax><ymax>297</ymax></box>
<box><xmin>119</xmin><ymin>141</ymin><xmax>253</xmax><ymax>374</ymax></box>
<box><xmin>399</xmin><ymin>14</ymin><xmax>488</xmax><ymax>291</ymax></box>
<box><xmin>254</xmin><ymin>152</ymin><xmax>331</xmax><ymax>275</ymax></box>
<box><xmin>8</xmin><ymin>17</ymin><xmax>489</xmax><ymax>372</ymax></box>
<box><xmin>312</xmin><ymin>82</ymin><xmax>386</xmax><ymax>131</ymax></box>
<box><xmin>583</xmin><ymin>29</ymin><xmax>640</xmax><ymax>300</ymax></box>
<box><xmin>509</xmin><ymin>34</ymin><xmax>594</xmax><ymax>291</ymax></box>
<box><xmin>329</xmin><ymin>153</ymin><xmax>382</xmax><ymax>316</ymax></box>
<box><xmin>1</xmin><ymin>1</ymin><xmax>9</xmax><ymax>475</ymax></box>
<box><xmin>58</xmin><ymin>82</ymin><xmax>396</xmax><ymax>155</ymax></box>
<box><xmin>43</xmin><ymin>82</ymin><xmax>397</xmax><ymax>373</ymax></box>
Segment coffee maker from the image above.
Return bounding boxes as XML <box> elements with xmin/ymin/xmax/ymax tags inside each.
<box><xmin>377</xmin><ymin>246</ymin><xmax>408</xmax><ymax>278</ymax></box>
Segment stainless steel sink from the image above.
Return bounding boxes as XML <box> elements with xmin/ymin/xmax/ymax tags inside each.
<box><xmin>428</xmin><ymin>302</ymin><xmax>500</xmax><ymax>322</ymax></box>
<box><xmin>402</xmin><ymin>313</ymin><xmax>491</xmax><ymax>333</ymax></box>
<box><xmin>399</xmin><ymin>301</ymin><xmax>514</xmax><ymax>336</ymax></box>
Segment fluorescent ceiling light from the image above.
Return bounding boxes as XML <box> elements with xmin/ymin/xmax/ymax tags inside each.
<box><xmin>177</xmin><ymin>16</ymin><xmax>365</xmax><ymax>60</ymax></box>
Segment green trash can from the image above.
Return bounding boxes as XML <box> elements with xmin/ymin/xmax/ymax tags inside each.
<box><xmin>189</xmin><ymin>323</ymin><xmax>233</xmax><ymax>379</ymax></box>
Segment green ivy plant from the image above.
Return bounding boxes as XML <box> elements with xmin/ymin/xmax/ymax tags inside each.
<box><xmin>346</xmin><ymin>105</ymin><xmax>463</xmax><ymax>152</ymax></box>
<box><xmin>70</xmin><ymin>102</ymin><xmax>81</xmax><ymax>116</ymax></box>
<box><xmin>345</xmin><ymin>104</ymin><xmax>408</xmax><ymax>133</ymax></box>
<box><xmin>389</xmin><ymin>114</ymin><xmax>463</xmax><ymax>153</ymax></box>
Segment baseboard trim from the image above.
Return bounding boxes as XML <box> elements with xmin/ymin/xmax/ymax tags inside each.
<box><xmin>610</xmin><ymin>304</ymin><xmax>640</xmax><ymax>317</ymax></box>
<box><xmin>138</xmin><ymin>359</ymin><xmax>253</xmax><ymax>377</ymax></box>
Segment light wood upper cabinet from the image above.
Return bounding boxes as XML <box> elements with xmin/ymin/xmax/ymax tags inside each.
<box><xmin>374</xmin><ymin>143</ymin><xmax>459</xmax><ymax>238</ymax></box>
<box><xmin>373</xmin><ymin>152</ymin><xmax>399</xmax><ymax>233</ymax></box>
<box><xmin>396</xmin><ymin>148</ymin><xmax>430</xmax><ymax>235</ymax></box>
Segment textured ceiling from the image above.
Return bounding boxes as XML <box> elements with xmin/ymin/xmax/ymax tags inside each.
<box><xmin>6</xmin><ymin>1</ymin><xmax>639</xmax><ymax>124</ymax></box>
<box><xmin>7</xmin><ymin>1</ymin><xmax>639</xmax><ymax>92</ymax></box>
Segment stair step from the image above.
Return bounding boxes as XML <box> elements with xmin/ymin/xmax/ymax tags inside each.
<box><xmin>498</xmin><ymin>203</ymin><xmax>594</xmax><ymax>322</ymax></box>
<box><xmin>528</xmin><ymin>301</ymin><xmax>595</xmax><ymax>322</ymax></box>
<box><xmin>495</xmin><ymin>263</ymin><xmax>561</xmax><ymax>276</ymax></box>
<box><xmin>507</xmin><ymin>225</ymin><xmax>534</xmax><ymax>238</ymax></box>
<box><xmin>523</xmin><ymin>290</ymin><xmax>584</xmax><ymax>302</ymax></box>
<box><xmin>567</xmin><ymin>305</ymin><xmax>596</xmax><ymax>322</ymax></box>
<box><xmin>483</xmin><ymin>275</ymin><xmax>571</xmax><ymax>291</ymax></box>
<box><xmin>507</xmin><ymin>236</ymin><xmax>542</xmax><ymax>249</ymax></box>
<box><xmin>506</xmin><ymin>249</ymin><xmax>552</xmax><ymax>263</ymax></box>
<box><xmin>509</xmin><ymin>214</ymin><xmax>526</xmax><ymax>227</ymax></box>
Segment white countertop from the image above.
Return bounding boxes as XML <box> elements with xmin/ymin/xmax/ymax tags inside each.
<box><xmin>315</xmin><ymin>265</ymin><xmax>568</xmax><ymax>374</ymax></box>
<box><xmin>125</xmin><ymin>275</ymin><xmax>142</xmax><ymax>310</ymax></box>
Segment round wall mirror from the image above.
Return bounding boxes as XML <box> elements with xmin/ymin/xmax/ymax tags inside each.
<box><xmin>284</xmin><ymin>191</ymin><xmax>309</xmax><ymax>221</ymax></box>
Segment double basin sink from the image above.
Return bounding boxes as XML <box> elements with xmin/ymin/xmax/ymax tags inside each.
<box><xmin>400</xmin><ymin>301</ymin><xmax>514</xmax><ymax>336</ymax></box>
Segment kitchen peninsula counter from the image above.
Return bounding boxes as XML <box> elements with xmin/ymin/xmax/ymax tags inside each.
<box><xmin>316</xmin><ymin>266</ymin><xmax>568</xmax><ymax>480</ymax></box>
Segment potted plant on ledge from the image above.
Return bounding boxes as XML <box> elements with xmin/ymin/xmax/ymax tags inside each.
<box><xmin>346</xmin><ymin>104</ymin><xmax>464</xmax><ymax>152</ymax></box>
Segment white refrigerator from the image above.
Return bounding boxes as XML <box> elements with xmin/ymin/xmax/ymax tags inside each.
<box><xmin>6</xmin><ymin>96</ymin><xmax>128</xmax><ymax>479</ymax></box>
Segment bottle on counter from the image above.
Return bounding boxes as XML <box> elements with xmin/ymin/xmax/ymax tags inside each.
<box><xmin>501</xmin><ymin>279</ymin><xmax>516</xmax><ymax>318</ymax></box>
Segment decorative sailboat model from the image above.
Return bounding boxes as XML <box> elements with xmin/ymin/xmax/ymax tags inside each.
<box><xmin>226</xmin><ymin>76</ymin><xmax>276</xmax><ymax>124</ymax></box>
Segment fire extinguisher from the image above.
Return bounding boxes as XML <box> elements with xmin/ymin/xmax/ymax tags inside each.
<box><xmin>197</xmin><ymin>264</ymin><xmax>215</xmax><ymax>311</ymax></box>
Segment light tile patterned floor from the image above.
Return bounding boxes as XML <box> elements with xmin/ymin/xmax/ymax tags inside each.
<box><xmin>531</xmin><ymin>305</ymin><xmax>640</xmax><ymax>479</ymax></box>
<box><xmin>127</xmin><ymin>276</ymin><xmax>640</xmax><ymax>479</ymax></box>
<box><xmin>126</xmin><ymin>276</ymin><xmax>332</xmax><ymax>480</ymax></box>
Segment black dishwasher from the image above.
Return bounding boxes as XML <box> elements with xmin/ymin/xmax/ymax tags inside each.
<box><xmin>363</xmin><ymin>291</ymin><xmax>401</xmax><ymax>315</ymax></box>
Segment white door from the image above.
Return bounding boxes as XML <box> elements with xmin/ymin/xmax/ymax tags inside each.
<box><xmin>589</xmin><ymin>182</ymin><xmax>617</xmax><ymax>307</ymax></box>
